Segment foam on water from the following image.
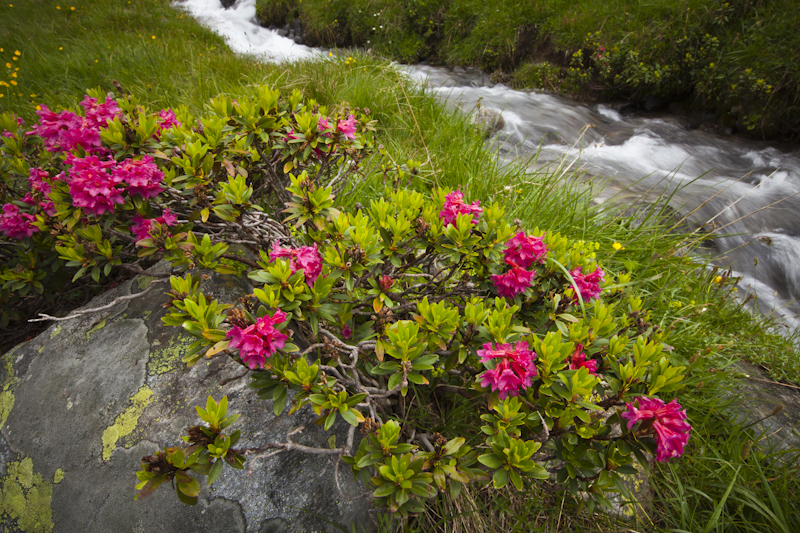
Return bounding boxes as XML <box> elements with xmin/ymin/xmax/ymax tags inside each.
<box><xmin>179</xmin><ymin>0</ymin><xmax>317</xmax><ymax>61</ymax></box>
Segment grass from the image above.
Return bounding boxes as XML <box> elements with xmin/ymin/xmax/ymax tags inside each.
<box><xmin>2</xmin><ymin>0</ymin><xmax>800</xmax><ymax>531</ymax></box>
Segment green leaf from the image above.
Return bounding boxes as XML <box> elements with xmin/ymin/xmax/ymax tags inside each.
<box><xmin>477</xmin><ymin>453</ymin><xmax>504</xmax><ymax>470</ymax></box>
<box><xmin>207</xmin><ymin>459</ymin><xmax>224</xmax><ymax>486</ymax></box>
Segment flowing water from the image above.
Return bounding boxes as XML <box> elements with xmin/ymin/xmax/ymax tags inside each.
<box><xmin>180</xmin><ymin>0</ymin><xmax>800</xmax><ymax>332</ymax></box>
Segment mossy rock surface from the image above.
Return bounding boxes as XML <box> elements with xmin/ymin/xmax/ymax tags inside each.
<box><xmin>0</xmin><ymin>262</ymin><xmax>372</xmax><ymax>533</ymax></box>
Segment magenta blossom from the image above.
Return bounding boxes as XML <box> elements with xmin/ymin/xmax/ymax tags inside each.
<box><xmin>621</xmin><ymin>397</ymin><xmax>691</xmax><ymax>462</ymax></box>
<box><xmin>66</xmin><ymin>155</ymin><xmax>124</xmax><ymax>216</ymax></box>
<box><xmin>491</xmin><ymin>263</ymin><xmax>535</xmax><ymax>298</ymax></box>
<box><xmin>477</xmin><ymin>341</ymin><xmax>538</xmax><ymax>399</ymax></box>
<box><xmin>131</xmin><ymin>208</ymin><xmax>178</xmax><ymax>241</ymax></box>
<box><xmin>336</xmin><ymin>115</ymin><xmax>357</xmax><ymax>140</ymax></box>
<box><xmin>569</xmin><ymin>265</ymin><xmax>605</xmax><ymax>303</ymax></box>
<box><xmin>503</xmin><ymin>232</ymin><xmax>548</xmax><ymax>269</ymax></box>
<box><xmin>80</xmin><ymin>95</ymin><xmax>122</xmax><ymax>131</ymax></box>
<box><xmin>317</xmin><ymin>116</ymin><xmax>331</xmax><ymax>132</ymax></box>
<box><xmin>227</xmin><ymin>310</ymin><xmax>289</xmax><ymax>370</ymax></box>
<box><xmin>342</xmin><ymin>324</ymin><xmax>352</xmax><ymax>340</ymax></box>
<box><xmin>569</xmin><ymin>344</ymin><xmax>597</xmax><ymax>374</ymax></box>
<box><xmin>157</xmin><ymin>109</ymin><xmax>181</xmax><ymax>134</ymax></box>
<box><xmin>28</xmin><ymin>168</ymin><xmax>52</xmax><ymax>196</ymax></box>
<box><xmin>0</xmin><ymin>203</ymin><xmax>39</xmax><ymax>239</ymax></box>
<box><xmin>270</xmin><ymin>242</ymin><xmax>323</xmax><ymax>287</ymax></box>
<box><xmin>112</xmin><ymin>155</ymin><xmax>164</xmax><ymax>199</ymax></box>
<box><xmin>439</xmin><ymin>190</ymin><xmax>482</xmax><ymax>227</ymax></box>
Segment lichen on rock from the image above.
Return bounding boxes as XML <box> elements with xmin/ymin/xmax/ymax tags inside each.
<box><xmin>101</xmin><ymin>386</ymin><xmax>154</xmax><ymax>461</ymax></box>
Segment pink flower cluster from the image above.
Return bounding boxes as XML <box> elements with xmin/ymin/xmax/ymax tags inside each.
<box><xmin>569</xmin><ymin>265</ymin><xmax>605</xmax><ymax>303</ymax></box>
<box><xmin>569</xmin><ymin>344</ymin><xmax>598</xmax><ymax>374</ymax></box>
<box><xmin>131</xmin><ymin>208</ymin><xmax>178</xmax><ymax>241</ymax></box>
<box><xmin>227</xmin><ymin>310</ymin><xmax>289</xmax><ymax>370</ymax></box>
<box><xmin>66</xmin><ymin>155</ymin><xmax>123</xmax><ymax>216</ymax></box>
<box><xmin>270</xmin><ymin>242</ymin><xmax>323</xmax><ymax>287</ymax></box>
<box><xmin>439</xmin><ymin>190</ymin><xmax>482</xmax><ymax>227</ymax></box>
<box><xmin>336</xmin><ymin>115</ymin><xmax>357</xmax><ymax>140</ymax></box>
<box><xmin>491</xmin><ymin>232</ymin><xmax>548</xmax><ymax>298</ymax></box>
<box><xmin>65</xmin><ymin>154</ymin><xmax>165</xmax><ymax>216</ymax></box>
<box><xmin>112</xmin><ymin>155</ymin><xmax>165</xmax><ymax>200</ymax></box>
<box><xmin>157</xmin><ymin>109</ymin><xmax>181</xmax><ymax>135</ymax></box>
<box><xmin>477</xmin><ymin>342</ymin><xmax>538</xmax><ymax>399</ymax></box>
<box><xmin>491</xmin><ymin>264</ymin><xmax>535</xmax><ymax>298</ymax></box>
<box><xmin>0</xmin><ymin>203</ymin><xmax>39</xmax><ymax>239</ymax></box>
<box><xmin>21</xmin><ymin>168</ymin><xmax>56</xmax><ymax>217</ymax></box>
<box><xmin>28</xmin><ymin>96</ymin><xmax>120</xmax><ymax>154</ymax></box>
<box><xmin>621</xmin><ymin>397</ymin><xmax>691</xmax><ymax>462</ymax></box>
<box><xmin>504</xmin><ymin>232</ymin><xmax>548</xmax><ymax>268</ymax></box>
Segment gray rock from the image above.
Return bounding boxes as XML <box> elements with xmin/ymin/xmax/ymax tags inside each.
<box><xmin>0</xmin><ymin>265</ymin><xmax>374</xmax><ymax>533</ymax></box>
<box><xmin>473</xmin><ymin>108</ymin><xmax>505</xmax><ymax>138</ymax></box>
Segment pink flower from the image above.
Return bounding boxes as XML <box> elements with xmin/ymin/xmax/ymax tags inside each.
<box><xmin>477</xmin><ymin>342</ymin><xmax>538</xmax><ymax>399</ymax></box>
<box><xmin>29</xmin><ymin>97</ymin><xmax>119</xmax><ymax>155</ymax></box>
<box><xmin>80</xmin><ymin>95</ymin><xmax>121</xmax><ymax>130</ymax></box>
<box><xmin>569</xmin><ymin>265</ymin><xmax>605</xmax><ymax>303</ymax></box>
<box><xmin>0</xmin><ymin>203</ymin><xmax>39</xmax><ymax>239</ymax></box>
<box><xmin>336</xmin><ymin>115</ymin><xmax>357</xmax><ymax>140</ymax></box>
<box><xmin>66</xmin><ymin>155</ymin><xmax>124</xmax><ymax>216</ymax></box>
<box><xmin>439</xmin><ymin>190</ymin><xmax>482</xmax><ymax>227</ymax></box>
<box><xmin>569</xmin><ymin>344</ymin><xmax>597</xmax><ymax>374</ymax></box>
<box><xmin>491</xmin><ymin>263</ymin><xmax>535</xmax><ymax>298</ymax></box>
<box><xmin>621</xmin><ymin>397</ymin><xmax>691</xmax><ymax>462</ymax></box>
<box><xmin>156</xmin><ymin>109</ymin><xmax>181</xmax><ymax>134</ymax></box>
<box><xmin>112</xmin><ymin>155</ymin><xmax>164</xmax><ymax>199</ymax></box>
<box><xmin>131</xmin><ymin>208</ymin><xmax>178</xmax><ymax>241</ymax></box>
<box><xmin>28</xmin><ymin>168</ymin><xmax>52</xmax><ymax>196</ymax></box>
<box><xmin>504</xmin><ymin>232</ymin><xmax>548</xmax><ymax>268</ymax></box>
<box><xmin>317</xmin><ymin>116</ymin><xmax>331</xmax><ymax>132</ymax></box>
<box><xmin>227</xmin><ymin>310</ymin><xmax>289</xmax><ymax>369</ymax></box>
<box><xmin>270</xmin><ymin>242</ymin><xmax>323</xmax><ymax>287</ymax></box>
<box><xmin>342</xmin><ymin>324</ymin><xmax>352</xmax><ymax>340</ymax></box>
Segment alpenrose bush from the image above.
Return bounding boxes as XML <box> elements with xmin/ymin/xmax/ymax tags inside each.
<box><xmin>0</xmin><ymin>88</ymin><xmax>692</xmax><ymax>518</ymax></box>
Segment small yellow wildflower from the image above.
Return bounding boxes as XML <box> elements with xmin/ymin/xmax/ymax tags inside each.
<box><xmin>94</xmin><ymin>59</ymin><xmax>98</xmax><ymax>63</ymax></box>
<box><xmin>14</xmin><ymin>50</ymin><xmax>20</xmax><ymax>56</ymax></box>
<box><xmin>70</xmin><ymin>6</ymin><xmax>75</xmax><ymax>10</ymax></box>
<box><xmin>612</xmin><ymin>242</ymin><xmax>624</xmax><ymax>251</ymax></box>
<box><xmin>12</xmin><ymin>56</ymin><xmax>17</xmax><ymax>61</ymax></box>
<box><xmin>0</xmin><ymin>48</ymin><xmax>3</xmax><ymax>52</ymax></box>
<box><xmin>152</xmin><ymin>35</ymin><xmax>156</xmax><ymax>39</ymax></box>
<box><xmin>59</xmin><ymin>47</ymin><xmax>63</xmax><ymax>50</ymax></box>
<box><xmin>713</xmin><ymin>276</ymin><xmax>723</xmax><ymax>284</ymax></box>
<box><xmin>5</xmin><ymin>63</ymin><xmax>10</xmax><ymax>68</ymax></box>
<box><xmin>11</xmin><ymin>72</ymin><xmax>16</xmax><ymax>78</ymax></box>
<box><xmin>36</xmin><ymin>105</ymin><xmax>41</xmax><ymax>110</ymax></box>
<box><xmin>10</xmin><ymin>80</ymin><xmax>16</xmax><ymax>85</ymax></box>
<box><xmin>57</xmin><ymin>5</ymin><xmax>61</xmax><ymax>8</ymax></box>
<box><xmin>0</xmin><ymin>94</ymin><xmax>3</xmax><ymax>98</ymax></box>
<box><xmin>328</xmin><ymin>52</ymin><xmax>333</xmax><ymax>57</ymax></box>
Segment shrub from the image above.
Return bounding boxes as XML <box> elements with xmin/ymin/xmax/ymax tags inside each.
<box><xmin>1</xmin><ymin>88</ymin><xmax>695</xmax><ymax>519</ymax></box>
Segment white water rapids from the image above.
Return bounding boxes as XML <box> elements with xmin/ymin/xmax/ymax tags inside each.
<box><xmin>179</xmin><ymin>0</ymin><xmax>800</xmax><ymax>333</ymax></box>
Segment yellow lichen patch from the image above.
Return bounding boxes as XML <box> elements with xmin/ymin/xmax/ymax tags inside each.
<box><xmin>1</xmin><ymin>458</ymin><xmax>54</xmax><ymax>532</ymax></box>
<box><xmin>85</xmin><ymin>318</ymin><xmax>107</xmax><ymax>340</ymax></box>
<box><xmin>136</xmin><ymin>275</ymin><xmax>155</xmax><ymax>290</ymax></box>
<box><xmin>101</xmin><ymin>385</ymin><xmax>153</xmax><ymax>461</ymax></box>
<box><xmin>52</xmin><ymin>469</ymin><xmax>64</xmax><ymax>484</ymax></box>
<box><xmin>0</xmin><ymin>388</ymin><xmax>14</xmax><ymax>430</ymax></box>
<box><xmin>48</xmin><ymin>324</ymin><xmax>61</xmax><ymax>339</ymax></box>
<box><xmin>147</xmin><ymin>334</ymin><xmax>193</xmax><ymax>376</ymax></box>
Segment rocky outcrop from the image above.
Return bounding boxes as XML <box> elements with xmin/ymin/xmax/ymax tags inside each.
<box><xmin>0</xmin><ymin>264</ymin><xmax>374</xmax><ymax>533</ymax></box>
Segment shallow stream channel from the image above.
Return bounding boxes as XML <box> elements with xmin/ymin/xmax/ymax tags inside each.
<box><xmin>180</xmin><ymin>0</ymin><xmax>800</xmax><ymax>334</ymax></box>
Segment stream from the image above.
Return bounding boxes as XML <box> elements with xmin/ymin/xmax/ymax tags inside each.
<box><xmin>179</xmin><ymin>0</ymin><xmax>800</xmax><ymax>333</ymax></box>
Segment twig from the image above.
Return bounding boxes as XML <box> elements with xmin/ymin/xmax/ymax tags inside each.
<box><xmin>28</xmin><ymin>279</ymin><xmax>168</xmax><ymax>322</ymax></box>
